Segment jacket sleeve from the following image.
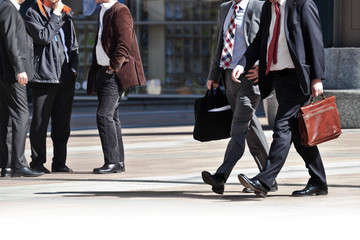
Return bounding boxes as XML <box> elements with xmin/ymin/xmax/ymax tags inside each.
<box><xmin>238</xmin><ymin>3</ymin><xmax>266</xmax><ymax>72</ymax></box>
<box><xmin>300</xmin><ymin>0</ymin><xmax>325</xmax><ymax>80</ymax></box>
<box><xmin>24</xmin><ymin>8</ymin><xmax>64</xmax><ymax>46</ymax></box>
<box><xmin>0</xmin><ymin>5</ymin><xmax>25</xmax><ymax>75</ymax></box>
<box><xmin>110</xmin><ymin>6</ymin><xmax>133</xmax><ymax>72</ymax></box>
<box><xmin>69</xmin><ymin>18</ymin><xmax>79</xmax><ymax>71</ymax></box>
<box><xmin>207</xmin><ymin>5</ymin><xmax>224</xmax><ymax>82</ymax></box>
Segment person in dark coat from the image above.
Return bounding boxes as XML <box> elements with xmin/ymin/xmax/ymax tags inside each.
<box><xmin>233</xmin><ymin>0</ymin><xmax>328</xmax><ymax>197</ymax></box>
<box><xmin>0</xmin><ymin>0</ymin><xmax>43</xmax><ymax>177</ymax></box>
<box><xmin>24</xmin><ymin>0</ymin><xmax>79</xmax><ymax>173</ymax></box>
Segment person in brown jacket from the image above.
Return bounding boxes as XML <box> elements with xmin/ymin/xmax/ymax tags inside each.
<box><xmin>87</xmin><ymin>0</ymin><xmax>146</xmax><ymax>174</ymax></box>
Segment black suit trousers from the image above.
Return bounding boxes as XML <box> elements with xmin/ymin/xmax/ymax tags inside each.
<box><xmin>0</xmin><ymin>80</ymin><xmax>29</xmax><ymax>169</ymax></box>
<box><xmin>255</xmin><ymin>70</ymin><xmax>327</xmax><ymax>189</ymax></box>
<box><xmin>0</xmin><ymin>117</ymin><xmax>12</xmax><ymax>168</ymax></box>
<box><xmin>29</xmin><ymin>64</ymin><xmax>75</xmax><ymax>167</ymax></box>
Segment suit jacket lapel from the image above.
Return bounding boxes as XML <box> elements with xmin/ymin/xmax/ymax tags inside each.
<box><xmin>285</xmin><ymin>0</ymin><xmax>295</xmax><ymax>35</ymax></box>
<box><xmin>220</xmin><ymin>2</ymin><xmax>232</xmax><ymax>34</ymax></box>
<box><xmin>102</xmin><ymin>2</ymin><xmax>118</xmax><ymax>30</ymax></box>
<box><xmin>263</xmin><ymin>1</ymin><xmax>272</xmax><ymax>50</ymax></box>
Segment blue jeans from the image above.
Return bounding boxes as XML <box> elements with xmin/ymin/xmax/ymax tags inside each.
<box><xmin>95</xmin><ymin>68</ymin><xmax>124</xmax><ymax>164</ymax></box>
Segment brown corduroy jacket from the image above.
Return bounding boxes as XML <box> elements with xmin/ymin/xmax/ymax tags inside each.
<box><xmin>87</xmin><ymin>2</ymin><xmax>146</xmax><ymax>95</ymax></box>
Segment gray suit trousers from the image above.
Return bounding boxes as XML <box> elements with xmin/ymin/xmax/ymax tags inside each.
<box><xmin>215</xmin><ymin>70</ymin><xmax>269</xmax><ymax>181</ymax></box>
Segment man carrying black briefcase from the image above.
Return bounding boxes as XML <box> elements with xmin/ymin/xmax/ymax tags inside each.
<box><xmin>199</xmin><ymin>0</ymin><xmax>277</xmax><ymax>195</ymax></box>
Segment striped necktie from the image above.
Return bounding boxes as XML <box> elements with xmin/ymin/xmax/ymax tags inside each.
<box><xmin>219</xmin><ymin>5</ymin><xmax>239</xmax><ymax>69</ymax></box>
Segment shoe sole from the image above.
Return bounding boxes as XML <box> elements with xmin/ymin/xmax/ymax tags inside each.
<box><xmin>201</xmin><ymin>171</ymin><xmax>224</xmax><ymax>195</ymax></box>
<box><xmin>292</xmin><ymin>191</ymin><xmax>328</xmax><ymax>197</ymax></box>
<box><xmin>11</xmin><ymin>173</ymin><xmax>44</xmax><ymax>177</ymax></box>
<box><xmin>93</xmin><ymin>169</ymin><xmax>124</xmax><ymax>174</ymax></box>
<box><xmin>237</xmin><ymin>175</ymin><xmax>266</xmax><ymax>198</ymax></box>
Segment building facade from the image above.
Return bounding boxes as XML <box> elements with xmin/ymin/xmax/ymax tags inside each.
<box><xmin>20</xmin><ymin>0</ymin><xmax>360</xmax><ymax>96</ymax></box>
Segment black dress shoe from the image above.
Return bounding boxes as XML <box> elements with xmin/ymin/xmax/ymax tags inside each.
<box><xmin>270</xmin><ymin>180</ymin><xmax>278</xmax><ymax>192</ymax></box>
<box><xmin>242</xmin><ymin>187</ymin><xmax>254</xmax><ymax>193</ymax></box>
<box><xmin>243</xmin><ymin>180</ymin><xmax>278</xmax><ymax>193</ymax></box>
<box><xmin>30</xmin><ymin>163</ymin><xmax>50</xmax><ymax>174</ymax></box>
<box><xmin>238</xmin><ymin>174</ymin><xmax>269</xmax><ymax>198</ymax></box>
<box><xmin>201</xmin><ymin>171</ymin><xmax>224</xmax><ymax>195</ymax></box>
<box><xmin>93</xmin><ymin>163</ymin><xmax>125</xmax><ymax>174</ymax></box>
<box><xmin>1</xmin><ymin>168</ymin><xmax>12</xmax><ymax>177</ymax></box>
<box><xmin>292</xmin><ymin>183</ymin><xmax>328</xmax><ymax>196</ymax></box>
<box><xmin>52</xmin><ymin>165</ymin><xmax>73</xmax><ymax>173</ymax></box>
<box><xmin>11</xmin><ymin>167</ymin><xmax>44</xmax><ymax>177</ymax></box>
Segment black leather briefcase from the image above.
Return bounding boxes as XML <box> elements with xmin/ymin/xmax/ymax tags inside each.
<box><xmin>193</xmin><ymin>87</ymin><xmax>233</xmax><ymax>142</ymax></box>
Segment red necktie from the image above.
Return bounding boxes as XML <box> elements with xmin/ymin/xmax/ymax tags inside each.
<box><xmin>219</xmin><ymin>5</ymin><xmax>239</xmax><ymax>69</ymax></box>
<box><xmin>266</xmin><ymin>2</ymin><xmax>280</xmax><ymax>75</ymax></box>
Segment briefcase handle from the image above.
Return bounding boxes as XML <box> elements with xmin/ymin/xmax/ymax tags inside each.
<box><xmin>309</xmin><ymin>94</ymin><xmax>326</xmax><ymax>105</ymax></box>
<box><xmin>206</xmin><ymin>86</ymin><xmax>225</xmax><ymax>97</ymax></box>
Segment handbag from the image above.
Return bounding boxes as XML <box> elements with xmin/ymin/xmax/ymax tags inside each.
<box><xmin>193</xmin><ymin>87</ymin><xmax>233</xmax><ymax>142</ymax></box>
<box><xmin>299</xmin><ymin>94</ymin><xmax>342</xmax><ymax>147</ymax></box>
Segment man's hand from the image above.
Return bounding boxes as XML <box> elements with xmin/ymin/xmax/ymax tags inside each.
<box><xmin>246</xmin><ymin>65</ymin><xmax>259</xmax><ymax>83</ymax></box>
<box><xmin>232</xmin><ymin>65</ymin><xmax>244</xmax><ymax>83</ymax></box>
<box><xmin>207</xmin><ymin>80</ymin><xmax>219</xmax><ymax>90</ymax></box>
<box><xmin>311</xmin><ymin>79</ymin><xmax>323</xmax><ymax>97</ymax></box>
<box><xmin>17</xmin><ymin>72</ymin><xmax>28</xmax><ymax>86</ymax></box>
<box><xmin>53</xmin><ymin>0</ymin><xmax>64</xmax><ymax>16</ymax></box>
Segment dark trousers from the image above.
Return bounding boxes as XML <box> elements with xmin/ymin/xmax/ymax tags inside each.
<box><xmin>0</xmin><ymin>117</ymin><xmax>12</xmax><ymax>168</ymax></box>
<box><xmin>29</xmin><ymin>65</ymin><xmax>75</xmax><ymax>168</ymax></box>
<box><xmin>95</xmin><ymin>68</ymin><xmax>124</xmax><ymax>165</ymax></box>
<box><xmin>216</xmin><ymin>70</ymin><xmax>269</xmax><ymax>181</ymax></box>
<box><xmin>255</xmin><ymin>69</ymin><xmax>327</xmax><ymax>189</ymax></box>
<box><xmin>0</xmin><ymin>80</ymin><xmax>29</xmax><ymax>169</ymax></box>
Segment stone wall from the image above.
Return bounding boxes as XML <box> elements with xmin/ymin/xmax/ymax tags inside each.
<box><xmin>265</xmin><ymin>48</ymin><xmax>360</xmax><ymax>129</ymax></box>
<box><xmin>324</xmin><ymin>48</ymin><xmax>360</xmax><ymax>89</ymax></box>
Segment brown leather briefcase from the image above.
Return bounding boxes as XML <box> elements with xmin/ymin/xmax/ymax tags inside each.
<box><xmin>299</xmin><ymin>94</ymin><xmax>342</xmax><ymax>147</ymax></box>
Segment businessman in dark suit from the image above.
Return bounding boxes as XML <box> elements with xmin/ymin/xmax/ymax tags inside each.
<box><xmin>201</xmin><ymin>0</ymin><xmax>279</xmax><ymax>194</ymax></box>
<box><xmin>0</xmin><ymin>0</ymin><xmax>43</xmax><ymax>177</ymax></box>
<box><xmin>233</xmin><ymin>0</ymin><xmax>327</xmax><ymax>197</ymax></box>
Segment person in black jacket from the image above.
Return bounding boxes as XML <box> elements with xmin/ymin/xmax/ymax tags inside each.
<box><xmin>24</xmin><ymin>0</ymin><xmax>79</xmax><ymax>173</ymax></box>
<box><xmin>233</xmin><ymin>0</ymin><xmax>328</xmax><ymax>197</ymax></box>
<box><xmin>0</xmin><ymin>0</ymin><xmax>43</xmax><ymax>177</ymax></box>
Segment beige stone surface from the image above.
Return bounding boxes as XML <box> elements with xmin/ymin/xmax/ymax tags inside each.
<box><xmin>0</xmin><ymin>124</ymin><xmax>359</xmax><ymax>239</ymax></box>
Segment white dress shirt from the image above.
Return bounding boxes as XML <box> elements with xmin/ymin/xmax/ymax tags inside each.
<box><xmin>221</xmin><ymin>0</ymin><xmax>249</xmax><ymax>69</ymax></box>
<box><xmin>9</xmin><ymin>0</ymin><xmax>20</xmax><ymax>11</ymax></box>
<box><xmin>267</xmin><ymin>0</ymin><xmax>295</xmax><ymax>71</ymax></box>
<box><xmin>96</xmin><ymin>1</ymin><xmax>117</xmax><ymax>66</ymax></box>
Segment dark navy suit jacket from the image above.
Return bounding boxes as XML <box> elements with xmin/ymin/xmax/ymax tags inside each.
<box><xmin>239</xmin><ymin>0</ymin><xmax>325</xmax><ymax>99</ymax></box>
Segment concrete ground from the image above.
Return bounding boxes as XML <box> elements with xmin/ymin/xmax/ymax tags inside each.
<box><xmin>0</xmin><ymin>116</ymin><xmax>359</xmax><ymax>239</ymax></box>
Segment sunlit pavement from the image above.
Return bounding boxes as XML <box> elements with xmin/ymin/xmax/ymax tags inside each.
<box><xmin>1</xmin><ymin>125</ymin><xmax>359</xmax><ymax>239</ymax></box>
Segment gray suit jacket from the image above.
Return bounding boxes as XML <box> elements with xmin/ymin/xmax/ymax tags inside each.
<box><xmin>207</xmin><ymin>0</ymin><xmax>264</xmax><ymax>94</ymax></box>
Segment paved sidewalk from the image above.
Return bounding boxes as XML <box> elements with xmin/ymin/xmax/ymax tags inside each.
<box><xmin>0</xmin><ymin>125</ymin><xmax>359</xmax><ymax>239</ymax></box>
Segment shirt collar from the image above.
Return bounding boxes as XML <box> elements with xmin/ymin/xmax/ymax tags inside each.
<box><xmin>9</xmin><ymin>0</ymin><xmax>20</xmax><ymax>11</ymax></box>
<box><xmin>101</xmin><ymin>1</ymin><xmax>117</xmax><ymax>10</ymax></box>
<box><xmin>277</xmin><ymin>0</ymin><xmax>287</xmax><ymax>6</ymax></box>
<box><xmin>43</xmin><ymin>4</ymin><xmax>52</xmax><ymax>16</ymax></box>
<box><xmin>232</xmin><ymin>0</ymin><xmax>249</xmax><ymax>10</ymax></box>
